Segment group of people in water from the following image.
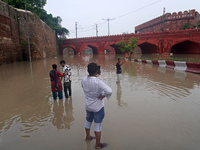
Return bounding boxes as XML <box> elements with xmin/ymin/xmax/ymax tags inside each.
<box><xmin>49</xmin><ymin>60</ymin><xmax>72</xmax><ymax>100</ymax></box>
<box><xmin>49</xmin><ymin>58</ymin><xmax>126</xmax><ymax>149</ymax></box>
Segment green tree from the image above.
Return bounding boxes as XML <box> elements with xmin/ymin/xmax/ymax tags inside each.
<box><xmin>117</xmin><ymin>37</ymin><xmax>139</xmax><ymax>60</ymax></box>
<box><xmin>2</xmin><ymin>0</ymin><xmax>46</xmax><ymax>10</ymax></box>
<box><xmin>192</xmin><ymin>22</ymin><xmax>200</xmax><ymax>29</ymax></box>
<box><xmin>29</xmin><ymin>0</ymin><xmax>46</xmax><ymax>8</ymax></box>
<box><xmin>182</xmin><ymin>22</ymin><xmax>190</xmax><ymax>30</ymax></box>
<box><xmin>181</xmin><ymin>22</ymin><xmax>200</xmax><ymax>30</ymax></box>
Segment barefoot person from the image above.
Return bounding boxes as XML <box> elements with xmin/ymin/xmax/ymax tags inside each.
<box><xmin>49</xmin><ymin>64</ymin><xmax>63</xmax><ymax>100</ymax></box>
<box><xmin>81</xmin><ymin>63</ymin><xmax>112</xmax><ymax>149</ymax></box>
<box><xmin>116</xmin><ymin>58</ymin><xmax>126</xmax><ymax>83</ymax></box>
<box><xmin>60</xmin><ymin>60</ymin><xmax>72</xmax><ymax>98</ymax></box>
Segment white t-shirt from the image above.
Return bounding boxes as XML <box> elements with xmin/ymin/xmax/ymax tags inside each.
<box><xmin>81</xmin><ymin>76</ymin><xmax>112</xmax><ymax>112</ymax></box>
<box><xmin>62</xmin><ymin>65</ymin><xmax>71</xmax><ymax>82</ymax></box>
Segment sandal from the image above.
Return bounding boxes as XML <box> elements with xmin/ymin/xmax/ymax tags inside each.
<box><xmin>85</xmin><ymin>136</ymin><xmax>96</xmax><ymax>142</ymax></box>
<box><xmin>95</xmin><ymin>143</ymin><xmax>108</xmax><ymax>149</ymax></box>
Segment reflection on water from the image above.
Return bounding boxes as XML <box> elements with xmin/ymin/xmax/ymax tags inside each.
<box><xmin>116</xmin><ymin>83</ymin><xmax>127</xmax><ymax>107</ymax></box>
<box><xmin>52</xmin><ymin>98</ymin><xmax>74</xmax><ymax>130</ymax></box>
<box><xmin>0</xmin><ymin>55</ymin><xmax>200</xmax><ymax>150</ymax></box>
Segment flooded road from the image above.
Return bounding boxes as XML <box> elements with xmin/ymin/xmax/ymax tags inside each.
<box><xmin>0</xmin><ymin>55</ymin><xmax>200</xmax><ymax>150</ymax></box>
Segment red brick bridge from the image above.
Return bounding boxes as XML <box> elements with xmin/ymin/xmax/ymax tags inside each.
<box><xmin>62</xmin><ymin>28</ymin><xmax>200</xmax><ymax>55</ymax></box>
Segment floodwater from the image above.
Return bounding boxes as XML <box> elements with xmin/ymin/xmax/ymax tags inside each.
<box><xmin>0</xmin><ymin>55</ymin><xmax>200</xmax><ymax>150</ymax></box>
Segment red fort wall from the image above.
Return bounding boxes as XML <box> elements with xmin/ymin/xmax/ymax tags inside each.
<box><xmin>135</xmin><ymin>9</ymin><xmax>200</xmax><ymax>33</ymax></box>
<box><xmin>0</xmin><ymin>1</ymin><xmax>57</xmax><ymax>64</ymax></box>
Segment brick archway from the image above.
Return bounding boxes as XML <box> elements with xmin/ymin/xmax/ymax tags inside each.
<box><xmin>88</xmin><ymin>45</ymin><xmax>98</xmax><ymax>54</ymax></box>
<box><xmin>62</xmin><ymin>28</ymin><xmax>200</xmax><ymax>55</ymax></box>
<box><xmin>171</xmin><ymin>40</ymin><xmax>200</xmax><ymax>54</ymax></box>
<box><xmin>110</xmin><ymin>44</ymin><xmax>123</xmax><ymax>54</ymax></box>
<box><xmin>62</xmin><ymin>45</ymin><xmax>76</xmax><ymax>55</ymax></box>
<box><xmin>138</xmin><ymin>42</ymin><xmax>159</xmax><ymax>54</ymax></box>
<box><xmin>63</xmin><ymin>46</ymin><xmax>76</xmax><ymax>55</ymax></box>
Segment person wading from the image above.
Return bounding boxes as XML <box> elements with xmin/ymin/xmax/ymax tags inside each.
<box><xmin>60</xmin><ymin>60</ymin><xmax>72</xmax><ymax>98</ymax></box>
<box><xmin>49</xmin><ymin>64</ymin><xmax>63</xmax><ymax>100</ymax></box>
<box><xmin>81</xmin><ymin>62</ymin><xmax>112</xmax><ymax>149</ymax></box>
<box><xmin>116</xmin><ymin>58</ymin><xmax>126</xmax><ymax>83</ymax></box>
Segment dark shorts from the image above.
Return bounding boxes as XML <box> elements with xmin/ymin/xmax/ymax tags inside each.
<box><xmin>86</xmin><ymin>107</ymin><xmax>105</xmax><ymax>123</ymax></box>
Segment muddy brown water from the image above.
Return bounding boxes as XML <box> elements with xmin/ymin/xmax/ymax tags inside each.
<box><xmin>0</xmin><ymin>55</ymin><xmax>200</xmax><ymax>150</ymax></box>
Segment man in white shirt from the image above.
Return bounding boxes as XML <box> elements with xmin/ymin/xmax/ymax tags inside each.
<box><xmin>60</xmin><ymin>60</ymin><xmax>72</xmax><ymax>98</ymax></box>
<box><xmin>81</xmin><ymin>62</ymin><xmax>112</xmax><ymax>149</ymax></box>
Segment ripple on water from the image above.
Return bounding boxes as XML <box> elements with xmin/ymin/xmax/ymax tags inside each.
<box><xmin>0</xmin><ymin>55</ymin><xmax>200</xmax><ymax>150</ymax></box>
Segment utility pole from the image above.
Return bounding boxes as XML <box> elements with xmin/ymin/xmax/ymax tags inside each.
<box><xmin>188</xmin><ymin>9</ymin><xmax>190</xmax><ymax>29</ymax></box>
<box><xmin>24</xmin><ymin>0</ymin><xmax>31</xmax><ymax>61</ymax></box>
<box><xmin>75</xmin><ymin>22</ymin><xmax>78</xmax><ymax>53</ymax></box>
<box><xmin>162</xmin><ymin>7</ymin><xmax>165</xmax><ymax>54</ymax></box>
<box><xmin>102</xmin><ymin>18</ymin><xmax>115</xmax><ymax>52</ymax></box>
<box><xmin>95</xmin><ymin>24</ymin><xmax>98</xmax><ymax>37</ymax></box>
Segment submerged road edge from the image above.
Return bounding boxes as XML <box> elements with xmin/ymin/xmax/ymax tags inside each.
<box><xmin>132</xmin><ymin>59</ymin><xmax>200</xmax><ymax>74</ymax></box>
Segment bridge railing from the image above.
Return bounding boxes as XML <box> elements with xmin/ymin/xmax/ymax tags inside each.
<box><xmin>63</xmin><ymin>28</ymin><xmax>200</xmax><ymax>44</ymax></box>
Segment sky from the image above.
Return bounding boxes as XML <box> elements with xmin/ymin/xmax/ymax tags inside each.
<box><xmin>44</xmin><ymin>0</ymin><xmax>200</xmax><ymax>39</ymax></box>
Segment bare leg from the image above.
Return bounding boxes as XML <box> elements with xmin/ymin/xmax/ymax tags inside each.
<box><xmin>85</xmin><ymin>128</ymin><xmax>91</xmax><ymax>140</ymax></box>
<box><xmin>95</xmin><ymin>131</ymin><xmax>101</xmax><ymax>147</ymax></box>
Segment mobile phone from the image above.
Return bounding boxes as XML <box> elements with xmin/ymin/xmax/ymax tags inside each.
<box><xmin>97</xmin><ymin>66</ymin><xmax>101</xmax><ymax>75</ymax></box>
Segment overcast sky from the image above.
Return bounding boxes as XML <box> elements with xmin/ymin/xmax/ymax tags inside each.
<box><xmin>44</xmin><ymin>0</ymin><xmax>200</xmax><ymax>38</ymax></box>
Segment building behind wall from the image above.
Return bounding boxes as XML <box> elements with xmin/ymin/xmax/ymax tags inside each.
<box><xmin>135</xmin><ymin>9</ymin><xmax>200</xmax><ymax>33</ymax></box>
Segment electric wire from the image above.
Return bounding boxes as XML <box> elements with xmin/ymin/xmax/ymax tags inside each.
<box><xmin>114</xmin><ymin>0</ymin><xmax>162</xmax><ymax>19</ymax></box>
<box><xmin>71</xmin><ymin>0</ymin><xmax>162</xmax><ymax>34</ymax></box>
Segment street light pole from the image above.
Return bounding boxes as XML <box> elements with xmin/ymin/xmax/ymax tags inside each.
<box><xmin>162</xmin><ymin>7</ymin><xmax>165</xmax><ymax>54</ymax></box>
<box><xmin>75</xmin><ymin>22</ymin><xmax>78</xmax><ymax>54</ymax></box>
<box><xmin>188</xmin><ymin>9</ymin><xmax>190</xmax><ymax>29</ymax></box>
<box><xmin>96</xmin><ymin>24</ymin><xmax>98</xmax><ymax>37</ymax></box>
<box><xmin>24</xmin><ymin>0</ymin><xmax>31</xmax><ymax>61</ymax></box>
<box><xmin>102</xmin><ymin>18</ymin><xmax>115</xmax><ymax>52</ymax></box>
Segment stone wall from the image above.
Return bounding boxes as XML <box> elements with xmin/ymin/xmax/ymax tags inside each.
<box><xmin>0</xmin><ymin>1</ymin><xmax>57</xmax><ymax>64</ymax></box>
<box><xmin>135</xmin><ymin>9</ymin><xmax>200</xmax><ymax>33</ymax></box>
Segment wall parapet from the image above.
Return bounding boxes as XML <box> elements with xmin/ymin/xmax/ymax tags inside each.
<box><xmin>135</xmin><ymin>9</ymin><xmax>199</xmax><ymax>33</ymax></box>
<box><xmin>64</xmin><ymin>28</ymin><xmax>200</xmax><ymax>43</ymax></box>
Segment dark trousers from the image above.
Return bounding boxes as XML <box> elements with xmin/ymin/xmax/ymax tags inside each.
<box><xmin>64</xmin><ymin>82</ymin><xmax>71</xmax><ymax>98</ymax></box>
<box><xmin>52</xmin><ymin>91</ymin><xmax>63</xmax><ymax>100</ymax></box>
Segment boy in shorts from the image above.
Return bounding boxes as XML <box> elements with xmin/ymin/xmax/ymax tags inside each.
<box><xmin>81</xmin><ymin>62</ymin><xmax>112</xmax><ymax>149</ymax></box>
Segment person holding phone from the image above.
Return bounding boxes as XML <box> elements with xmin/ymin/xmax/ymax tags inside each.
<box><xmin>81</xmin><ymin>62</ymin><xmax>112</xmax><ymax>149</ymax></box>
<box><xmin>96</xmin><ymin>66</ymin><xmax>101</xmax><ymax>77</ymax></box>
<box><xmin>116</xmin><ymin>58</ymin><xmax>126</xmax><ymax>83</ymax></box>
<box><xmin>60</xmin><ymin>60</ymin><xmax>72</xmax><ymax>98</ymax></box>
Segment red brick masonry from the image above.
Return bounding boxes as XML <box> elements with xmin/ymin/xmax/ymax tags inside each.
<box><xmin>135</xmin><ymin>9</ymin><xmax>200</xmax><ymax>33</ymax></box>
<box><xmin>0</xmin><ymin>1</ymin><xmax>57</xmax><ymax>64</ymax></box>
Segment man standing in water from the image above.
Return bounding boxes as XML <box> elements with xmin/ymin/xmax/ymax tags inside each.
<box><xmin>81</xmin><ymin>63</ymin><xmax>112</xmax><ymax>149</ymax></box>
<box><xmin>116</xmin><ymin>58</ymin><xmax>126</xmax><ymax>83</ymax></box>
<box><xmin>60</xmin><ymin>60</ymin><xmax>72</xmax><ymax>98</ymax></box>
<box><xmin>49</xmin><ymin>64</ymin><xmax>63</xmax><ymax>100</ymax></box>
